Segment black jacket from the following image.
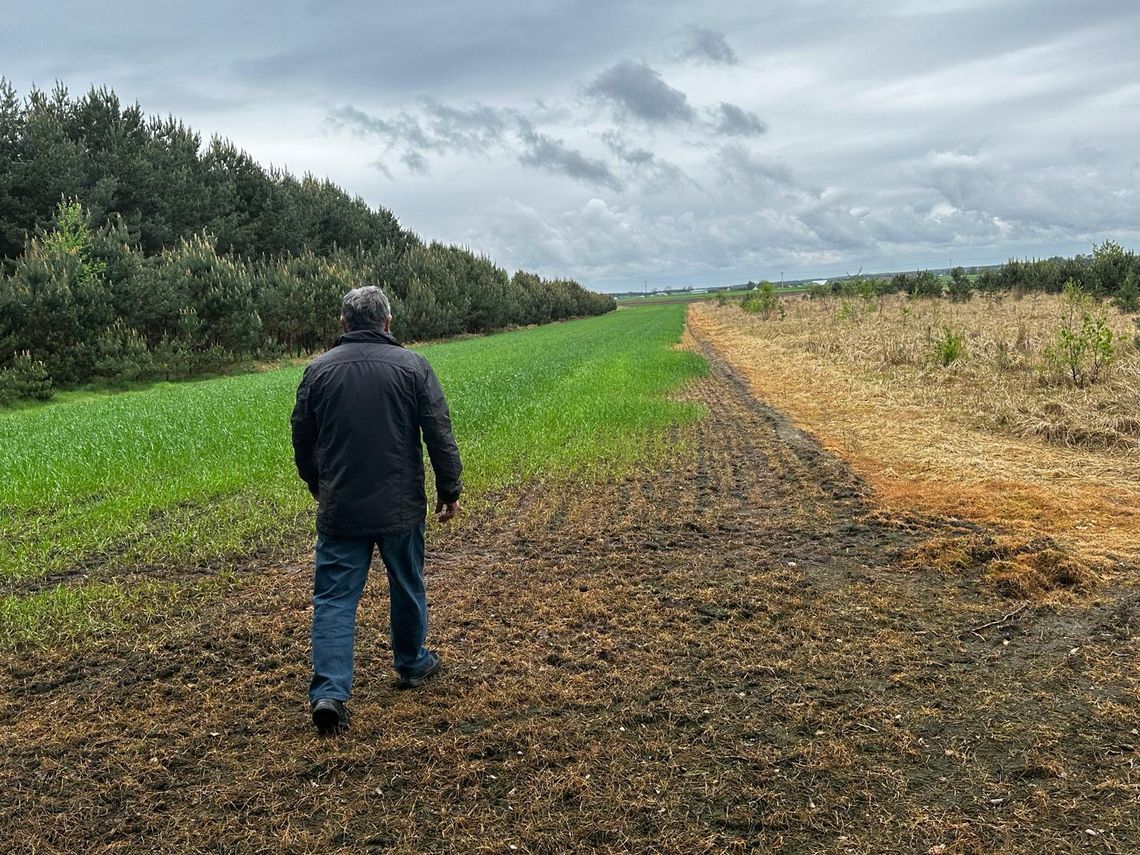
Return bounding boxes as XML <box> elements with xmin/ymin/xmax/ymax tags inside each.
<box><xmin>290</xmin><ymin>329</ymin><xmax>463</xmax><ymax>537</ymax></box>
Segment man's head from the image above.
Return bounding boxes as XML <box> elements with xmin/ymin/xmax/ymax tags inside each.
<box><xmin>341</xmin><ymin>285</ymin><xmax>392</xmax><ymax>333</ymax></box>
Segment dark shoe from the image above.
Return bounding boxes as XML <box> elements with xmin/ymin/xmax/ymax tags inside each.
<box><xmin>311</xmin><ymin>698</ymin><xmax>349</xmax><ymax>734</ymax></box>
<box><xmin>397</xmin><ymin>651</ymin><xmax>442</xmax><ymax>690</ymax></box>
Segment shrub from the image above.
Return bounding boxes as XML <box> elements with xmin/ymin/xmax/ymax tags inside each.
<box><xmin>807</xmin><ymin>283</ymin><xmax>832</xmax><ymax>301</ymax></box>
<box><xmin>931</xmin><ymin>326</ymin><xmax>966</xmax><ymax>367</ymax></box>
<box><xmin>909</xmin><ymin>270</ymin><xmax>943</xmax><ymax>299</ymax></box>
<box><xmin>1113</xmin><ymin>269</ymin><xmax>1139</xmax><ymax>314</ymax></box>
<box><xmin>947</xmin><ymin>267</ymin><xmax>974</xmax><ymax>303</ymax></box>
<box><xmin>836</xmin><ymin>300</ymin><xmax>863</xmax><ymax>323</ymax></box>
<box><xmin>889</xmin><ymin>272</ymin><xmax>912</xmax><ymax>294</ymax></box>
<box><xmin>0</xmin><ymin>351</ymin><xmax>55</xmax><ymax>404</ymax></box>
<box><xmin>741</xmin><ymin>281</ymin><xmax>781</xmax><ymax>319</ymax></box>
<box><xmin>1044</xmin><ymin>280</ymin><xmax>1115</xmax><ymax>386</ymax></box>
<box><xmin>846</xmin><ymin>277</ymin><xmax>877</xmax><ymax>307</ymax></box>
<box><xmin>93</xmin><ymin>320</ymin><xmax>153</xmax><ymax>382</ymax></box>
<box><xmin>2</xmin><ymin>201</ymin><xmax>115</xmax><ymax>384</ymax></box>
<box><xmin>1091</xmin><ymin>239</ymin><xmax>1133</xmax><ymax>297</ymax></box>
<box><xmin>157</xmin><ymin>234</ymin><xmax>262</xmax><ymax>354</ymax></box>
<box><xmin>152</xmin><ymin>334</ymin><xmax>194</xmax><ymax>381</ymax></box>
<box><xmin>874</xmin><ymin>277</ymin><xmax>899</xmax><ymax>299</ymax></box>
<box><xmin>975</xmin><ymin>269</ymin><xmax>1002</xmax><ymax>297</ymax></box>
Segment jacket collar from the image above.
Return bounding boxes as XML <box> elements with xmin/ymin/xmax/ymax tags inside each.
<box><xmin>334</xmin><ymin>328</ymin><xmax>404</xmax><ymax>348</ymax></box>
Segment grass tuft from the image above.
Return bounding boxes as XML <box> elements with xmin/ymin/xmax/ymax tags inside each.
<box><xmin>899</xmin><ymin>534</ymin><xmax>1104</xmax><ymax>598</ymax></box>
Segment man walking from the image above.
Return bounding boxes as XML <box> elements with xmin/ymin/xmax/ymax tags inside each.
<box><xmin>291</xmin><ymin>285</ymin><xmax>462</xmax><ymax>734</ymax></box>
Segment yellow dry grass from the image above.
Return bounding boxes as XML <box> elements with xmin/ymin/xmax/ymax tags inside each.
<box><xmin>689</xmin><ymin>295</ymin><xmax>1140</xmax><ymax>574</ymax></box>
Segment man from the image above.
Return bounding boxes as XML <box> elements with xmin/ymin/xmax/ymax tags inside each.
<box><xmin>291</xmin><ymin>285</ymin><xmax>462</xmax><ymax>735</ymax></box>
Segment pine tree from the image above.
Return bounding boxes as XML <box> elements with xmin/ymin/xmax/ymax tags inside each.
<box><xmin>1114</xmin><ymin>268</ymin><xmax>1140</xmax><ymax>314</ymax></box>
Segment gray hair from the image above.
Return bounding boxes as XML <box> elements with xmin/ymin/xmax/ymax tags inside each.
<box><xmin>341</xmin><ymin>285</ymin><xmax>392</xmax><ymax>331</ymax></box>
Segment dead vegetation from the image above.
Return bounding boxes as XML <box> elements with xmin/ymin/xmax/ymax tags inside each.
<box><xmin>780</xmin><ymin>291</ymin><xmax>1139</xmax><ymax>451</ymax></box>
<box><xmin>690</xmin><ymin>298</ymin><xmax>1140</xmax><ymax>571</ymax></box>
<box><xmin>899</xmin><ymin>534</ymin><xmax>1107</xmax><ymax>599</ymax></box>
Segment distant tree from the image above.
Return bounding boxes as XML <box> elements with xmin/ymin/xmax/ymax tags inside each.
<box><xmin>0</xmin><ymin>78</ymin><xmax>26</xmax><ymax>263</ymax></box>
<box><xmin>161</xmin><ymin>233</ymin><xmax>261</xmax><ymax>353</ymax></box>
<box><xmin>92</xmin><ymin>318</ymin><xmax>153</xmax><ymax>382</ymax></box>
<box><xmin>742</xmin><ymin>281</ymin><xmax>781</xmax><ymax>318</ymax></box>
<box><xmin>1114</xmin><ymin>268</ymin><xmax>1140</xmax><ymax>314</ymax></box>
<box><xmin>909</xmin><ymin>270</ymin><xmax>942</xmax><ymax>299</ymax></box>
<box><xmin>461</xmin><ymin>253</ymin><xmax>512</xmax><ymax>334</ymax></box>
<box><xmin>807</xmin><ymin>282</ymin><xmax>831</xmax><ymax>301</ymax></box>
<box><xmin>947</xmin><ymin>266</ymin><xmax>973</xmax><ymax>302</ymax></box>
<box><xmin>0</xmin><ymin>200</ymin><xmax>114</xmax><ymax>383</ymax></box>
<box><xmin>1091</xmin><ymin>240</ymin><xmax>1133</xmax><ymax>298</ymax></box>
<box><xmin>886</xmin><ymin>272</ymin><xmax>911</xmax><ymax>295</ymax></box>
<box><xmin>974</xmin><ymin>268</ymin><xmax>1002</xmax><ymax>297</ymax></box>
<box><xmin>0</xmin><ymin>79</ymin><xmax>615</xmax><ymax>398</ymax></box>
<box><xmin>256</xmin><ymin>251</ymin><xmax>350</xmax><ymax>354</ymax></box>
<box><xmin>2</xmin><ymin>86</ymin><xmax>87</xmax><ymax>262</ymax></box>
<box><xmin>0</xmin><ymin>351</ymin><xmax>54</xmax><ymax>403</ymax></box>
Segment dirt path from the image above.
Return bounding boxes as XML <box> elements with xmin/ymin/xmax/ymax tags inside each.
<box><xmin>1</xmin><ymin>326</ymin><xmax>1136</xmax><ymax>854</ymax></box>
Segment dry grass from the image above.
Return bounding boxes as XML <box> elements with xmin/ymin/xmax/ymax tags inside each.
<box><xmin>798</xmin><ymin>292</ymin><xmax>1140</xmax><ymax>452</ymax></box>
<box><xmin>689</xmin><ymin>296</ymin><xmax>1140</xmax><ymax>577</ymax></box>
<box><xmin>898</xmin><ymin>534</ymin><xmax>1108</xmax><ymax>599</ymax></box>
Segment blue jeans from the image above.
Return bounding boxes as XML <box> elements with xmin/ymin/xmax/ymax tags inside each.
<box><xmin>309</xmin><ymin>522</ymin><xmax>434</xmax><ymax>703</ymax></box>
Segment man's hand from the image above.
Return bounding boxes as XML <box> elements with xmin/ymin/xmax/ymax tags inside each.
<box><xmin>435</xmin><ymin>498</ymin><xmax>460</xmax><ymax>523</ymax></box>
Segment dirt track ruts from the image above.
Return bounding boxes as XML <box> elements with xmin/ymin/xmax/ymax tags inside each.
<box><xmin>1</xmin><ymin>324</ymin><xmax>1136</xmax><ymax>854</ymax></box>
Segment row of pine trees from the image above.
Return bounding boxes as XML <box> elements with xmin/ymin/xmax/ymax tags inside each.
<box><xmin>0</xmin><ymin>82</ymin><xmax>614</xmax><ymax>402</ymax></box>
<box><xmin>874</xmin><ymin>243</ymin><xmax>1140</xmax><ymax>306</ymax></box>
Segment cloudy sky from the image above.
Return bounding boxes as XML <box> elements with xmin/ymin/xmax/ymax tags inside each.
<box><xmin>7</xmin><ymin>0</ymin><xmax>1140</xmax><ymax>291</ymax></box>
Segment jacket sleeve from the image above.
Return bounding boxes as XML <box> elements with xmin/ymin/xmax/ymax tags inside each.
<box><xmin>415</xmin><ymin>359</ymin><xmax>463</xmax><ymax>503</ymax></box>
<box><xmin>291</xmin><ymin>366</ymin><xmax>320</xmax><ymax>498</ymax></box>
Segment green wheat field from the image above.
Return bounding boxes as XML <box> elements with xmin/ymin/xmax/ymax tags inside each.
<box><xmin>0</xmin><ymin>305</ymin><xmax>704</xmax><ymax>645</ymax></box>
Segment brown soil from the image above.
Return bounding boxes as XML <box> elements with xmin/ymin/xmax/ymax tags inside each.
<box><xmin>1</xmin><ymin>326</ymin><xmax>1137</xmax><ymax>854</ymax></box>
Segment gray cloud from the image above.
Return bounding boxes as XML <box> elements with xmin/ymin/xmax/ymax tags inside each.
<box><xmin>712</xmin><ymin>144</ymin><xmax>804</xmax><ymax>196</ymax></box>
<box><xmin>602</xmin><ymin>132</ymin><xmax>693</xmax><ymax>193</ymax></box>
<box><xmin>6</xmin><ymin>0</ymin><xmax>1140</xmax><ymax>290</ymax></box>
<box><xmin>517</xmin><ymin>123</ymin><xmax>623</xmax><ymax>191</ymax></box>
<box><xmin>330</xmin><ymin>99</ymin><xmax>623</xmax><ymax>191</ymax></box>
<box><xmin>584</xmin><ymin>61</ymin><xmax>695</xmax><ymax>124</ymax></box>
<box><xmin>710</xmin><ymin>103</ymin><xmax>767</xmax><ymax>136</ymax></box>
<box><xmin>418</xmin><ymin>98</ymin><xmax>509</xmax><ymax>151</ymax></box>
<box><xmin>327</xmin><ymin>99</ymin><xmax>509</xmax><ymax>157</ymax></box>
<box><xmin>327</xmin><ymin>104</ymin><xmax>394</xmax><ymax>138</ymax></box>
<box><xmin>917</xmin><ymin>149</ymin><xmax>1140</xmax><ymax>236</ymax></box>
<box><xmin>400</xmin><ymin>150</ymin><xmax>430</xmax><ymax>174</ymax></box>
<box><xmin>681</xmin><ymin>27</ymin><xmax>738</xmax><ymax>65</ymax></box>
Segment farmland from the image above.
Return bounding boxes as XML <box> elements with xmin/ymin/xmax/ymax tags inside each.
<box><xmin>0</xmin><ymin>306</ymin><xmax>703</xmax><ymax>644</ymax></box>
<box><xmin>3</xmin><ymin>296</ymin><xmax>1139</xmax><ymax>853</ymax></box>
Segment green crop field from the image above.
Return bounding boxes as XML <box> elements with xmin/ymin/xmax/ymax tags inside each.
<box><xmin>0</xmin><ymin>304</ymin><xmax>705</xmax><ymax>646</ymax></box>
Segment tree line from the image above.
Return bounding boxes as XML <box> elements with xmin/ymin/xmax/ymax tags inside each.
<box><xmin>0</xmin><ymin>81</ymin><xmax>614</xmax><ymax>402</ymax></box>
<box><xmin>813</xmin><ymin>241</ymin><xmax>1140</xmax><ymax>311</ymax></box>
